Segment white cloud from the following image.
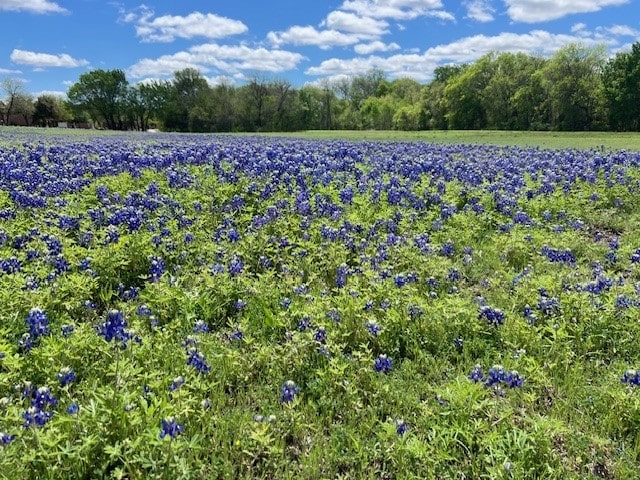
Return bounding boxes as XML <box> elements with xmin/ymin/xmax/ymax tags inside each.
<box><xmin>10</xmin><ymin>49</ymin><xmax>89</xmax><ymax>68</ymax></box>
<box><xmin>306</xmin><ymin>29</ymin><xmax>619</xmax><ymax>82</ymax></box>
<box><xmin>0</xmin><ymin>0</ymin><xmax>67</xmax><ymax>14</ymax></box>
<box><xmin>128</xmin><ymin>43</ymin><xmax>306</xmax><ymax>79</ymax></box>
<box><xmin>0</xmin><ymin>67</ymin><xmax>22</xmax><ymax>75</ymax></box>
<box><xmin>599</xmin><ymin>24</ymin><xmax>640</xmax><ymax>36</ymax></box>
<box><xmin>571</xmin><ymin>22</ymin><xmax>587</xmax><ymax>33</ymax></box>
<box><xmin>504</xmin><ymin>0</ymin><xmax>628</xmax><ymax>23</ymax></box>
<box><xmin>354</xmin><ymin>40</ymin><xmax>401</xmax><ymax>54</ymax></box>
<box><xmin>322</xmin><ymin>10</ymin><xmax>390</xmax><ymax>36</ymax></box>
<box><xmin>126</xmin><ymin>9</ymin><xmax>248</xmax><ymax>43</ymax></box>
<box><xmin>267</xmin><ymin>26</ymin><xmax>363</xmax><ymax>49</ymax></box>
<box><xmin>464</xmin><ymin>0</ymin><xmax>495</xmax><ymax>22</ymax></box>
<box><xmin>340</xmin><ymin>0</ymin><xmax>454</xmax><ymax>21</ymax></box>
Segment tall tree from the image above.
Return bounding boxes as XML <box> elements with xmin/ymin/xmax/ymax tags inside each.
<box><xmin>67</xmin><ymin>69</ymin><xmax>129</xmax><ymax>129</ymax></box>
<box><xmin>33</xmin><ymin>94</ymin><xmax>64</xmax><ymax>127</ymax></box>
<box><xmin>603</xmin><ymin>42</ymin><xmax>640</xmax><ymax>131</ymax></box>
<box><xmin>162</xmin><ymin>68</ymin><xmax>210</xmax><ymax>132</ymax></box>
<box><xmin>1</xmin><ymin>77</ymin><xmax>27</xmax><ymax>125</ymax></box>
<box><xmin>539</xmin><ymin>44</ymin><xmax>607</xmax><ymax>131</ymax></box>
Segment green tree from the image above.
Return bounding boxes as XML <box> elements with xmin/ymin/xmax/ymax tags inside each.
<box><xmin>539</xmin><ymin>44</ymin><xmax>607</xmax><ymax>130</ymax></box>
<box><xmin>33</xmin><ymin>94</ymin><xmax>63</xmax><ymax>127</ymax></box>
<box><xmin>603</xmin><ymin>42</ymin><xmax>640</xmax><ymax>131</ymax></box>
<box><xmin>67</xmin><ymin>69</ymin><xmax>129</xmax><ymax>129</ymax></box>
<box><xmin>161</xmin><ymin>68</ymin><xmax>210</xmax><ymax>132</ymax></box>
<box><xmin>1</xmin><ymin>77</ymin><xmax>27</xmax><ymax>125</ymax></box>
<box><xmin>444</xmin><ymin>56</ymin><xmax>490</xmax><ymax>129</ymax></box>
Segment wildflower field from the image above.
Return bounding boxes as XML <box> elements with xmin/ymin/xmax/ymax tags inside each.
<box><xmin>1</xmin><ymin>129</ymin><xmax>640</xmax><ymax>479</ymax></box>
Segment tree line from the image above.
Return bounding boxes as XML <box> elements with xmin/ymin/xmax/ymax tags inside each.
<box><xmin>2</xmin><ymin>42</ymin><xmax>639</xmax><ymax>132</ymax></box>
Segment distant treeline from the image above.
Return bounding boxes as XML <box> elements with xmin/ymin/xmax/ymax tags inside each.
<box><xmin>2</xmin><ymin>42</ymin><xmax>640</xmax><ymax>132</ymax></box>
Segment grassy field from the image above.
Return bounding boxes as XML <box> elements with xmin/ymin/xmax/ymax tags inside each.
<box><xmin>2</xmin><ymin>130</ymin><xmax>640</xmax><ymax>478</ymax></box>
<box><xmin>276</xmin><ymin>129</ymin><xmax>640</xmax><ymax>151</ymax></box>
<box><xmin>4</xmin><ymin>126</ymin><xmax>640</xmax><ymax>151</ymax></box>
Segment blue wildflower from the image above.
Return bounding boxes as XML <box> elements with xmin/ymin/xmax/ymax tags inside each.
<box><xmin>396</xmin><ymin>419</ymin><xmax>409</xmax><ymax>436</ymax></box>
<box><xmin>0</xmin><ymin>432</ymin><xmax>15</xmax><ymax>445</ymax></box>
<box><xmin>169</xmin><ymin>376</ymin><xmax>185</xmax><ymax>392</ymax></box>
<box><xmin>57</xmin><ymin>367</ymin><xmax>76</xmax><ymax>387</ymax></box>
<box><xmin>26</xmin><ymin>308</ymin><xmax>50</xmax><ymax>341</ymax></box>
<box><xmin>280</xmin><ymin>380</ymin><xmax>300</xmax><ymax>403</ymax></box>
<box><xmin>365</xmin><ymin>321</ymin><xmax>381</xmax><ymax>337</ymax></box>
<box><xmin>478</xmin><ymin>305</ymin><xmax>505</xmax><ymax>327</ymax></box>
<box><xmin>621</xmin><ymin>369</ymin><xmax>640</xmax><ymax>386</ymax></box>
<box><xmin>186</xmin><ymin>349</ymin><xmax>211</xmax><ymax>374</ymax></box>
<box><xmin>96</xmin><ymin>309</ymin><xmax>131</xmax><ymax>348</ymax></box>
<box><xmin>160</xmin><ymin>417</ymin><xmax>185</xmax><ymax>439</ymax></box>
<box><xmin>374</xmin><ymin>354</ymin><xmax>393</xmax><ymax>374</ymax></box>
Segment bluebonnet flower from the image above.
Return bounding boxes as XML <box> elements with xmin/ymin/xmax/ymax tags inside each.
<box><xmin>365</xmin><ymin>320</ymin><xmax>381</xmax><ymax>337</ymax></box>
<box><xmin>22</xmin><ymin>407</ymin><xmax>54</xmax><ymax>428</ymax></box>
<box><xmin>0</xmin><ymin>432</ymin><xmax>15</xmax><ymax>445</ymax></box>
<box><xmin>169</xmin><ymin>376</ymin><xmax>185</xmax><ymax>392</ymax></box>
<box><xmin>621</xmin><ymin>369</ymin><xmax>640</xmax><ymax>386</ymax></box>
<box><xmin>18</xmin><ymin>333</ymin><xmax>33</xmax><ymax>352</ymax></box>
<box><xmin>67</xmin><ymin>403</ymin><xmax>79</xmax><ymax>415</ymax></box>
<box><xmin>149</xmin><ymin>256</ymin><xmax>166</xmax><ymax>282</ymax></box>
<box><xmin>468</xmin><ymin>364</ymin><xmax>484</xmax><ymax>382</ymax></box>
<box><xmin>193</xmin><ymin>320</ymin><xmax>209</xmax><ymax>333</ymax></box>
<box><xmin>234</xmin><ymin>299</ymin><xmax>247</xmax><ymax>310</ymax></box>
<box><xmin>228</xmin><ymin>256</ymin><xmax>244</xmax><ymax>276</ymax></box>
<box><xmin>280</xmin><ymin>380</ymin><xmax>300</xmax><ymax>403</ymax></box>
<box><xmin>326</xmin><ymin>309</ymin><xmax>341</xmax><ymax>323</ymax></box>
<box><xmin>522</xmin><ymin>305</ymin><xmax>539</xmax><ymax>324</ymax></box>
<box><xmin>280</xmin><ymin>297</ymin><xmax>291</xmax><ymax>310</ymax></box>
<box><xmin>470</xmin><ymin>364</ymin><xmax>524</xmax><ymax>390</ymax></box>
<box><xmin>26</xmin><ymin>308</ymin><xmax>50</xmax><ymax>340</ymax></box>
<box><xmin>396</xmin><ymin>419</ymin><xmax>409</xmax><ymax>436</ymax></box>
<box><xmin>408</xmin><ymin>305</ymin><xmax>423</xmax><ymax>319</ymax></box>
<box><xmin>336</xmin><ymin>264</ymin><xmax>349</xmax><ymax>288</ymax></box>
<box><xmin>137</xmin><ymin>304</ymin><xmax>152</xmax><ymax>317</ymax></box>
<box><xmin>374</xmin><ymin>354</ymin><xmax>393</xmax><ymax>373</ymax></box>
<box><xmin>541</xmin><ymin>246</ymin><xmax>575</xmax><ymax>264</ymax></box>
<box><xmin>297</xmin><ymin>316</ymin><xmax>313</xmax><ymax>332</ymax></box>
<box><xmin>440</xmin><ymin>241</ymin><xmax>455</xmax><ymax>257</ymax></box>
<box><xmin>230</xmin><ymin>329</ymin><xmax>243</xmax><ymax>341</ymax></box>
<box><xmin>537</xmin><ymin>292</ymin><xmax>561</xmax><ymax>316</ymax></box>
<box><xmin>0</xmin><ymin>256</ymin><xmax>21</xmax><ymax>274</ymax></box>
<box><xmin>160</xmin><ymin>417</ymin><xmax>185</xmax><ymax>439</ymax></box>
<box><xmin>31</xmin><ymin>386</ymin><xmax>58</xmax><ymax>410</ymax></box>
<box><xmin>186</xmin><ymin>349</ymin><xmax>211</xmax><ymax>374</ymax></box>
<box><xmin>314</xmin><ymin>327</ymin><xmax>327</xmax><ymax>344</ymax></box>
<box><xmin>478</xmin><ymin>305</ymin><xmax>505</xmax><ymax>327</ymax></box>
<box><xmin>57</xmin><ymin>367</ymin><xmax>76</xmax><ymax>387</ymax></box>
<box><xmin>96</xmin><ymin>309</ymin><xmax>131</xmax><ymax>349</ymax></box>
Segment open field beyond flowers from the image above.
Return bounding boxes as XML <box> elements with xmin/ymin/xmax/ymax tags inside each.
<box><xmin>1</xmin><ymin>129</ymin><xmax>640</xmax><ymax>479</ymax></box>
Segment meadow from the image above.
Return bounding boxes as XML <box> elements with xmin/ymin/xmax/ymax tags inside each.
<box><xmin>1</xmin><ymin>128</ymin><xmax>640</xmax><ymax>479</ymax></box>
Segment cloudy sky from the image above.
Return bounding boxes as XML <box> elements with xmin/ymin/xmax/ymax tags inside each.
<box><xmin>1</xmin><ymin>0</ymin><xmax>638</xmax><ymax>97</ymax></box>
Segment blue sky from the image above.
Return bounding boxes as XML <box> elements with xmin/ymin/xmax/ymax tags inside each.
<box><xmin>1</xmin><ymin>0</ymin><xmax>638</xmax><ymax>97</ymax></box>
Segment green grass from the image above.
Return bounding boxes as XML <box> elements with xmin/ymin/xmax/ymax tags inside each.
<box><xmin>5</xmin><ymin>125</ymin><xmax>640</xmax><ymax>151</ymax></box>
<box><xmin>274</xmin><ymin>129</ymin><xmax>640</xmax><ymax>151</ymax></box>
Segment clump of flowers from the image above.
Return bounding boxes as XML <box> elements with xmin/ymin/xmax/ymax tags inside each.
<box><xmin>374</xmin><ymin>354</ymin><xmax>393</xmax><ymax>373</ymax></box>
<box><xmin>186</xmin><ymin>348</ymin><xmax>211</xmax><ymax>374</ymax></box>
<box><xmin>280</xmin><ymin>380</ymin><xmax>300</xmax><ymax>403</ymax></box>
<box><xmin>469</xmin><ymin>364</ymin><xmax>524</xmax><ymax>391</ymax></box>
<box><xmin>621</xmin><ymin>369</ymin><xmax>640</xmax><ymax>386</ymax></box>
<box><xmin>57</xmin><ymin>367</ymin><xmax>76</xmax><ymax>387</ymax></box>
<box><xmin>22</xmin><ymin>386</ymin><xmax>57</xmax><ymax>428</ymax></box>
<box><xmin>478</xmin><ymin>305</ymin><xmax>505</xmax><ymax>327</ymax></box>
<box><xmin>160</xmin><ymin>417</ymin><xmax>184</xmax><ymax>439</ymax></box>
<box><xmin>96</xmin><ymin>309</ymin><xmax>131</xmax><ymax>349</ymax></box>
